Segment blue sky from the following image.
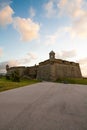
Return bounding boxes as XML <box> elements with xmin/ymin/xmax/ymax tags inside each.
<box><xmin>0</xmin><ymin>0</ymin><xmax>87</xmax><ymax>77</ymax></box>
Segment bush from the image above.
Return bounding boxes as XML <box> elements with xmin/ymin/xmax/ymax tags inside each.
<box><xmin>6</xmin><ymin>74</ymin><xmax>10</xmax><ymax>80</ymax></box>
<box><xmin>11</xmin><ymin>70</ymin><xmax>20</xmax><ymax>82</ymax></box>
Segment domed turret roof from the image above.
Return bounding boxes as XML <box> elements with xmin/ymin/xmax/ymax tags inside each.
<box><xmin>49</xmin><ymin>50</ymin><xmax>55</xmax><ymax>54</ymax></box>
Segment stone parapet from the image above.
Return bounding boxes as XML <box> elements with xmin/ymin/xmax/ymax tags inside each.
<box><xmin>6</xmin><ymin>51</ymin><xmax>82</xmax><ymax>81</ymax></box>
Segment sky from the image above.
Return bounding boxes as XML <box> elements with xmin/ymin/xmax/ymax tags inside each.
<box><xmin>0</xmin><ymin>0</ymin><xmax>87</xmax><ymax>77</ymax></box>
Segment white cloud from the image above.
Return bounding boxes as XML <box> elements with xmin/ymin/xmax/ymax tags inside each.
<box><xmin>29</xmin><ymin>7</ymin><xmax>36</xmax><ymax>18</ymax></box>
<box><xmin>8</xmin><ymin>52</ymin><xmax>38</xmax><ymax>66</ymax></box>
<box><xmin>27</xmin><ymin>52</ymin><xmax>37</xmax><ymax>59</ymax></box>
<box><xmin>61</xmin><ymin>50</ymin><xmax>76</xmax><ymax>59</ymax></box>
<box><xmin>58</xmin><ymin>0</ymin><xmax>85</xmax><ymax>18</ymax></box>
<box><xmin>52</xmin><ymin>19</ymin><xmax>87</xmax><ymax>39</ymax></box>
<box><xmin>80</xmin><ymin>66</ymin><xmax>87</xmax><ymax>77</ymax></box>
<box><xmin>44</xmin><ymin>0</ymin><xmax>85</xmax><ymax>18</ymax></box>
<box><xmin>13</xmin><ymin>17</ymin><xmax>40</xmax><ymax>42</ymax></box>
<box><xmin>0</xmin><ymin>0</ymin><xmax>12</xmax><ymax>10</ymax></box>
<box><xmin>77</xmin><ymin>57</ymin><xmax>87</xmax><ymax>77</ymax></box>
<box><xmin>57</xmin><ymin>0</ymin><xmax>87</xmax><ymax>38</ymax></box>
<box><xmin>0</xmin><ymin>52</ymin><xmax>38</xmax><ymax>73</ymax></box>
<box><xmin>70</xmin><ymin>15</ymin><xmax>87</xmax><ymax>38</ymax></box>
<box><xmin>56</xmin><ymin>50</ymin><xmax>76</xmax><ymax>59</ymax></box>
<box><xmin>44</xmin><ymin>0</ymin><xmax>57</xmax><ymax>18</ymax></box>
<box><xmin>20</xmin><ymin>52</ymin><xmax>38</xmax><ymax>64</ymax></box>
<box><xmin>44</xmin><ymin>0</ymin><xmax>87</xmax><ymax>38</ymax></box>
<box><xmin>47</xmin><ymin>23</ymin><xmax>87</xmax><ymax>42</ymax></box>
<box><xmin>0</xmin><ymin>60</ymin><xmax>19</xmax><ymax>73</ymax></box>
<box><xmin>0</xmin><ymin>5</ymin><xmax>14</xmax><ymax>27</ymax></box>
<box><xmin>0</xmin><ymin>60</ymin><xmax>21</xmax><ymax>73</ymax></box>
<box><xmin>55</xmin><ymin>49</ymin><xmax>87</xmax><ymax>77</ymax></box>
<box><xmin>77</xmin><ymin>57</ymin><xmax>87</xmax><ymax>65</ymax></box>
<box><xmin>45</xmin><ymin>34</ymin><xmax>58</xmax><ymax>45</ymax></box>
<box><xmin>8</xmin><ymin>60</ymin><xmax>20</xmax><ymax>67</ymax></box>
<box><xmin>58</xmin><ymin>0</ymin><xmax>67</xmax><ymax>7</ymax></box>
<box><xmin>45</xmin><ymin>27</ymin><xmax>70</xmax><ymax>45</ymax></box>
<box><xmin>0</xmin><ymin>48</ymin><xmax>3</xmax><ymax>57</ymax></box>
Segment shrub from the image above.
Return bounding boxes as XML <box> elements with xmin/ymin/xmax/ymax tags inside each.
<box><xmin>6</xmin><ymin>74</ymin><xmax>10</xmax><ymax>80</ymax></box>
<box><xmin>11</xmin><ymin>70</ymin><xmax>20</xmax><ymax>82</ymax></box>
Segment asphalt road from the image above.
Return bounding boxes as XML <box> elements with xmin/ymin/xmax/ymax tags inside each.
<box><xmin>0</xmin><ymin>82</ymin><xmax>87</xmax><ymax>130</ymax></box>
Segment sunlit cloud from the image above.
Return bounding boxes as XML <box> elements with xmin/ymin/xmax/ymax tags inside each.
<box><xmin>8</xmin><ymin>52</ymin><xmax>38</xmax><ymax>66</ymax></box>
<box><xmin>55</xmin><ymin>49</ymin><xmax>87</xmax><ymax>77</ymax></box>
<box><xmin>45</xmin><ymin>23</ymin><xmax>87</xmax><ymax>44</ymax></box>
<box><xmin>80</xmin><ymin>66</ymin><xmax>87</xmax><ymax>77</ymax></box>
<box><xmin>77</xmin><ymin>57</ymin><xmax>87</xmax><ymax>65</ymax></box>
<box><xmin>45</xmin><ymin>34</ymin><xmax>58</xmax><ymax>45</ymax></box>
<box><xmin>0</xmin><ymin>52</ymin><xmax>38</xmax><ymax>73</ymax></box>
<box><xmin>13</xmin><ymin>17</ymin><xmax>40</xmax><ymax>42</ymax></box>
<box><xmin>56</xmin><ymin>49</ymin><xmax>76</xmax><ymax>59</ymax></box>
<box><xmin>0</xmin><ymin>0</ymin><xmax>12</xmax><ymax>10</ymax></box>
<box><xmin>0</xmin><ymin>6</ymin><xmax>14</xmax><ymax>27</ymax></box>
<box><xmin>70</xmin><ymin>16</ymin><xmax>87</xmax><ymax>38</ymax></box>
<box><xmin>58</xmin><ymin>0</ymin><xmax>85</xmax><ymax>18</ymax></box>
<box><xmin>27</xmin><ymin>52</ymin><xmax>37</xmax><ymax>59</ymax></box>
<box><xmin>20</xmin><ymin>52</ymin><xmax>38</xmax><ymax>64</ymax></box>
<box><xmin>29</xmin><ymin>7</ymin><xmax>36</xmax><ymax>18</ymax></box>
<box><xmin>44</xmin><ymin>0</ymin><xmax>87</xmax><ymax>38</ymax></box>
<box><xmin>44</xmin><ymin>0</ymin><xmax>57</xmax><ymax>18</ymax></box>
<box><xmin>77</xmin><ymin>57</ymin><xmax>87</xmax><ymax>77</ymax></box>
<box><xmin>45</xmin><ymin>27</ymin><xmax>70</xmax><ymax>45</ymax></box>
<box><xmin>58</xmin><ymin>0</ymin><xmax>87</xmax><ymax>38</ymax></box>
<box><xmin>44</xmin><ymin>0</ymin><xmax>85</xmax><ymax>18</ymax></box>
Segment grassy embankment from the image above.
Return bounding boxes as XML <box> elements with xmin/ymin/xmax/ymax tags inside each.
<box><xmin>0</xmin><ymin>77</ymin><xmax>39</xmax><ymax>92</ymax></box>
<box><xmin>0</xmin><ymin>77</ymin><xmax>87</xmax><ymax>92</ymax></box>
<box><xmin>56</xmin><ymin>78</ymin><xmax>87</xmax><ymax>85</ymax></box>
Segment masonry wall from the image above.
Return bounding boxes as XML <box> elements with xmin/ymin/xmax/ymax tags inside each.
<box><xmin>50</xmin><ymin>63</ymin><xmax>56</xmax><ymax>81</ymax></box>
<box><xmin>55</xmin><ymin>63</ymin><xmax>82</xmax><ymax>79</ymax></box>
<box><xmin>6</xmin><ymin>59</ymin><xmax>82</xmax><ymax>81</ymax></box>
<box><xmin>27</xmin><ymin>66</ymin><xmax>38</xmax><ymax>78</ymax></box>
<box><xmin>7</xmin><ymin>66</ymin><xmax>38</xmax><ymax>79</ymax></box>
<box><xmin>37</xmin><ymin>61</ymin><xmax>82</xmax><ymax>81</ymax></box>
<box><xmin>7</xmin><ymin>67</ymin><xmax>25</xmax><ymax>77</ymax></box>
<box><xmin>37</xmin><ymin>64</ymin><xmax>51</xmax><ymax>81</ymax></box>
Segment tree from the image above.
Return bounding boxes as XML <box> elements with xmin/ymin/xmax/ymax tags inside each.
<box><xmin>11</xmin><ymin>70</ymin><xmax>20</xmax><ymax>82</ymax></box>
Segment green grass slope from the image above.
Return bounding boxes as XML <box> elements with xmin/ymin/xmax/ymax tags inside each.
<box><xmin>0</xmin><ymin>77</ymin><xmax>39</xmax><ymax>92</ymax></box>
<box><xmin>56</xmin><ymin>78</ymin><xmax>87</xmax><ymax>85</ymax></box>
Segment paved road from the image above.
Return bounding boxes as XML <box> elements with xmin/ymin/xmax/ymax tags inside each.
<box><xmin>0</xmin><ymin>82</ymin><xmax>87</xmax><ymax>130</ymax></box>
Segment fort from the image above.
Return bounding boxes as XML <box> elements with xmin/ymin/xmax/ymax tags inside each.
<box><xmin>6</xmin><ymin>51</ymin><xmax>82</xmax><ymax>81</ymax></box>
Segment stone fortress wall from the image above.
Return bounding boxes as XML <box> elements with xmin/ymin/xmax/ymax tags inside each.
<box><xmin>6</xmin><ymin>51</ymin><xmax>82</xmax><ymax>81</ymax></box>
<box><xmin>37</xmin><ymin>59</ymin><xmax>82</xmax><ymax>81</ymax></box>
<box><xmin>6</xmin><ymin>66</ymin><xmax>38</xmax><ymax>79</ymax></box>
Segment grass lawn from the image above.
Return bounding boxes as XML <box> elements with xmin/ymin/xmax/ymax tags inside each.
<box><xmin>56</xmin><ymin>78</ymin><xmax>87</xmax><ymax>85</ymax></box>
<box><xmin>0</xmin><ymin>77</ymin><xmax>39</xmax><ymax>92</ymax></box>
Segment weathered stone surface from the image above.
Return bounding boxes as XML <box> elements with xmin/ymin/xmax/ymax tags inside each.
<box><xmin>37</xmin><ymin>51</ymin><xmax>82</xmax><ymax>81</ymax></box>
<box><xmin>6</xmin><ymin>51</ymin><xmax>82</xmax><ymax>81</ymax></box>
